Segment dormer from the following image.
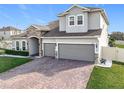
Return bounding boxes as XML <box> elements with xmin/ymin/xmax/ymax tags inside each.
<box><xmin>58</xmin><ymin>5</ymin><xmax>109</xmax><ymax>33</ymax></box>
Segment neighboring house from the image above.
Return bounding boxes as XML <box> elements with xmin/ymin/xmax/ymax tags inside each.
<box><xmin>0</xmin><ymin>26</ymin><xmax>21</xmax><ymax>49</ymax></box>
<box><xmin>0</xmin><ymin>26</ymin><xmax>21</xmax><ymax>40</ymax></box>
<box><xmin>0</xmin><ymin>40</ymin><xmax>12</xmax><ymax>49</ymax></box>
<box><xmin>12</xmin><ymin>5</ymin><xmax>109</xmax><ymax>63</ymax></box>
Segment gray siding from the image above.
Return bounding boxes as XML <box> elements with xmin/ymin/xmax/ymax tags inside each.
<box><xmin>59</xmin><ymin>7</ymin><xmax>102</xmax><ymax>33</ymax></box>
<box><xmin>44</xmin><ymin>43</ymin><xmax>56</xmax><ymax>57</ymax></box>
<box><xmin>59</xmin><ymin>16</ymin><xmax>66</xmax><ymax>31</ymax></box>
<box><xmin>58</xmin><ymin>44</ymin><xmax>95</xmax><ymax>62</ymax></box>
<box><xmin>66</xmin><ymin>7</ymin><xmax>88</xmax><ymax>33</ymax></box>
<box><xmin>88</xmin><ymin>12</ymin><xmax>101</xmax><ymax>29</ymax></box>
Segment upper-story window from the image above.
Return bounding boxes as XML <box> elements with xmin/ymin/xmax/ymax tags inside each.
<box><xmin>68</xmin><ymin>14</ymin><xmax>84</xmax><ymax>26</ymax></box>
<box><xmin>77</xmin><ymin>14</ymin><xmax>84</xmax><ymax>25</ymax></box>
<box><xmin>69</xmin><ymin>16</ymin><xmax>75</xmax><ymax>26</ymax></box>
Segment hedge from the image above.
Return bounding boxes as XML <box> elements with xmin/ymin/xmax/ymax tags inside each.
<box><xmin>4</xmin><ymin>49</ymin><xmax>29</xmax><ymax>56</ymax></box>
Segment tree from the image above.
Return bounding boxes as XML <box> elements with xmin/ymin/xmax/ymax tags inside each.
<box><xmin>109</xmin><ymin>36</ymin><xmax>115</xmax><ymax>47</ymax></box>
<box><xmin>110</xmin><ymin>32</ymin><xmax>124</xmax><ymax>40</ymax></box>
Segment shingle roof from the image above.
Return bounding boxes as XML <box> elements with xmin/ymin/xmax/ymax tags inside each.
<box><xmin>44</xmin><ymin>27</ymin><xmax>102</xmax><ymax>37</ymax></box>
<box><xmin>31</xmin><ymin>24</ymin><xmax>50</xmax><ymax>31</ymax></box>
<box><xmin>85</xmin><ymin>7</ymin><xmax>102</xmax><ymax>10</ymax></box>
<box><xmin>48</xmin><ymin>20</ymin><xmax>59</xmax><ymax>30</ymax></box>
<box><xmin>0</xmin><ymin>26</ymin><xmax>21</xmax><ymax>31</ymax></box>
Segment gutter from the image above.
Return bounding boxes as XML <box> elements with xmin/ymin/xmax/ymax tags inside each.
<box><xmin>41</xmin><ymin>36</ymin><xmax>100</xmax><ymax>39</ymax></box>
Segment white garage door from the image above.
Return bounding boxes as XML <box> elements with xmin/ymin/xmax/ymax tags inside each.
<box><xmin>44</xmin><ymin>43</ymin><xmax>56</xmax><ymax>57</ymax></box>
<box><xmin>58</xmin><ymin>44</ymin><xmax>95</xmax><ymax>62</ymax></box>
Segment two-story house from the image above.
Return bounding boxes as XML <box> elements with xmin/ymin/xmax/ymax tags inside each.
<box><xmin>41</xmin><ymin>5</ymin><xmax>109</xmax><ymax>63</ymax></box>
<box><xmin>0</xmin><ymin>26</ymin><xmax>21</xmax><ymax>40</ymax></box>
<box><xmin>13</xmin><ymin>5</ymin><xmax>109</xmax><ymax>63</ymax></box>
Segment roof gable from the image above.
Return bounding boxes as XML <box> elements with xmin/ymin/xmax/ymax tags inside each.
<box><xmin>58</xmin><ymin>5</ymin><xmax>90</xmax><ymax>17</ymax></box>
<box><xmin>65</xmin><ymin>4</ymin><xmax>90</xmax><ymax>12</ymax></box>
<box><xmin>58</xmin><ymin>4</ymin><xmax>109</xmax><ymax>25</ymax></box>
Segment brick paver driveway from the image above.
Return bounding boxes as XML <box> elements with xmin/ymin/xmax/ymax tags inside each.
<box><xmin>0</xmin><ymin>57</ymin><xmax>94</xmax><ymax>89</ymax></box>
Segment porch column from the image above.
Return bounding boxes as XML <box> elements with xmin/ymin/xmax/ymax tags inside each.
<box><xmin>55</xmin><ymin>43</ymin><xmax>59</xmax><ymax>59</ymax></box>
<box><xmin>39</xmin><ymin>38</ymin><xmax>42</xmax><ymax>57</ymax></box>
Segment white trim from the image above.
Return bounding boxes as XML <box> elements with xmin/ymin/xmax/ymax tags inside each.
<box><xmin>55</xmin><ymin>42</ymin><xmax>95</xmax><ymax>45</ymax></box>
<box><xmin>55</xmin><ymin>43</ymin><xmax>59</xmax><ymax>59</ymax></box>
<box><xmin>28</xmin><ymin>36</ymin><xmax>39</xmax><ymax>39</ymax></box>
<box><xmin>41</xmin><ymin>36</ymin><xmax>100</xmax><ymax>39</ymax></box>
<box><xmin>12</xmin><ymin>37</ymin><xmax>26</xmax><ymax>39</ymax></box>
<box><xmin>15</xmin><ymin>40</ymin><xmax>20</xmax><ymax>51</ymax></box>
<box><xmin>57</xmin><ymin>42</ymin><xmax>94</xmax><ymax>44</ymax></box>
<box><xmin>76</xmin><ymin>14</ymin><xmax>84</xmax><ymax>26</ymax></box>
<box><xmin>95</xmin><ymin>43</ymin><xmax>99</xmax><ymax>54</ymax></box>
<box><xmin>58</xmin><ymin>4</ymin><xmax>90</xmax><ymax>17</ymax></box>
<box><xmin>43</xmin><ymin>42</ymin><xmax>57</xmax><ymax>44</ymax></box>
<box><xmin>68</xmin><ymin>15</ymin><xmax>76</xmax><ymax>27</ymax></box>
<box><xmin>65</xmin><ymin>5</ymin><xmax>89</xmax><ymax>13</ymax></box>
<box><xmin>22</xmin><ymin>40</ymin><xmax>27</xmax><ymax>51</ymax></box>
<box><xmin>43</xmin><ymin>40</ymin><xmax>97</xmax><ymax>45</ymax></box>
<box><xmin>42</xmin><ymin>42</ymin><xmax>44</xmax><ymax>56</ymax></box>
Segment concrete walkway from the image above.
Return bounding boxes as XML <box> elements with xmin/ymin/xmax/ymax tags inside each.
<box><xmin>0</xmin><ymin>57</ymin><xmax>94</xmax><ymax>89</ymax></box>
<box><xmin>0</xmin><ymin>54</ymin><xmax>29</xmax><ymax>58</ymax></box>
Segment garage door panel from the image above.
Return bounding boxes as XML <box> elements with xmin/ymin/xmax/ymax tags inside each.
<box><xmin>44</xmin><ymin>43</ymin><xmax>56</xmax><ymax>57</ymax></box>
<box><xmin>58</xmin><ymin>44</ymin><xmax>95</xmax><ymax>62</ymax></box>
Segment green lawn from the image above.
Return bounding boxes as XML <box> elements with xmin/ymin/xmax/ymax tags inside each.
<box><xmin>115</xmin><ymin>44</ymin><xmax>124</xmax><ymax>48</ymax></box>
<box><xmin>87</xmin><ymin>61</ymin><xmax>124</xmax><ymax>89</ymax></box>
<box><xmin>0</xmin><ymin>57</ymin><xmax>31</xmax><ymax>73</ymax></box>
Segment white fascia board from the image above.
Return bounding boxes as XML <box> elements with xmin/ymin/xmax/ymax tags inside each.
<box><xmin>41</xmin><ymin>36</ymin><xmax>100</xmax><ymax>39</ymax></box>
<box><xmin>58</xmin><ymin>5</ymin><xmax>90</xmax><ymax>17</ymax></box>
<box><xmin>12</xmin><ymin>37</ymin><xmax>26</xmax><ymax>39</ymax></box>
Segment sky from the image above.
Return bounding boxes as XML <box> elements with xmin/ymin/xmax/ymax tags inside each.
<box><xmin>0</xmin><ymin>4</ymin><xmax>123</xmax><ymax>33</ymax></box>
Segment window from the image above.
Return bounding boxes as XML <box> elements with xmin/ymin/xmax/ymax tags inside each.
<box><xmin>22</xmin><ymin>41</ymin><xmax>26</xmax><ymax>51</ymax></box>
<box><xmin>16</xmin><ymin>41</ymin><xmax>20</xmax><ymax>50</ymax></box>
<box><xmin>69</xmin><ymin>16</ymin><xmax>75</xmax><ymax>26</ymax></box>
<box><xmin>77</xmin><ymin>15</ymin><xmax>84</xmax><ymax>25</ymax></box>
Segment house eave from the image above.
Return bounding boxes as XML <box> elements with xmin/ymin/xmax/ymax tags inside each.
<box><xmin>11</xmin><ymin>37</ymin><xmax>26</xmax><ymax>39</ymax></box>
<box><xmin>41</xmin><ymin>36</ymin><xmax>100</xmax><ymax>39</ymax></box>
<box><xmin>58</xmin><ymin>4</ymin><xmax>90</xmax><ymax>17</ymax></box>
<box><xmin>89</xmin><ymin>9</ymin><xmax>109</xmax><ymax>25</ymax></box>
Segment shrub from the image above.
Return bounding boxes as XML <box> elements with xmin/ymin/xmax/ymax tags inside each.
<box><xmin>0</xmin><ymin>49</ymin><xmax>5</xmax><ymax>55</ymax></box>
<box><xmin>4</xmin><ymin>49</ymin><xmax>29</xmax><ymax>56</ymax></box>
<box><xmin>109</xmin><ymin>36</ymin><xmax>116</xmax><ymax>47</ymax></box>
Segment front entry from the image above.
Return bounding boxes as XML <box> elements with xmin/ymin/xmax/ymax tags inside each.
<box><xmin>29</xmin><ymin>37</ymin><xmax>39</xmax><ymax>56</ymax></box>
